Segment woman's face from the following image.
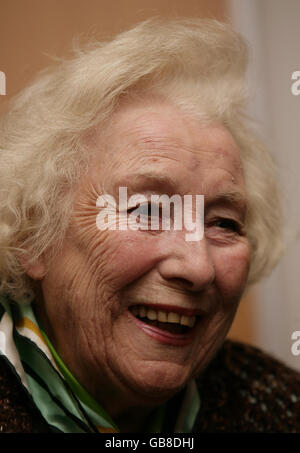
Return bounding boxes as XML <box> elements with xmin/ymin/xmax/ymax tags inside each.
<box><xmin>34</xmin><ymin>99</ymin><xmax>250</xmax><ymax>413</ymax></box>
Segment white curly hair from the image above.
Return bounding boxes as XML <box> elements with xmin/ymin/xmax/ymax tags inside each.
<box><xmin>0</xmin><ymin>18</ymin><xmax>283</xmax><ymax>301</ymax></box>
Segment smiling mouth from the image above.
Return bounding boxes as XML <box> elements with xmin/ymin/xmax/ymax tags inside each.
<box><xmin>129</xmin><ymin>304</ymin><xmax>198</xmax><ymax>335</ymax></box>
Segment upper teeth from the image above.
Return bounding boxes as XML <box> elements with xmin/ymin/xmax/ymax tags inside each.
<box><xmin>131</xmin><ymin>306</ymin><xmax>196</xmax><ymax>328</ymax></box>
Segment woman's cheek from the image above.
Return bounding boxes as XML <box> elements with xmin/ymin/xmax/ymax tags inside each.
<box><xmin>212</xmin><ymin>241</ymin><xmax>251</xmax><ymax>302</ymax></box>
<box><xmin>99</xmin><ymin>230</ymin><xmax>161</xmax><ymax>287</ymax></box>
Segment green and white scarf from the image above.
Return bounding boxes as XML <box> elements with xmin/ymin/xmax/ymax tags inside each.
<box><xmin>0</xmin><ymin>293</ymin><xmax>200</xmax><ymax>433</ymax></box>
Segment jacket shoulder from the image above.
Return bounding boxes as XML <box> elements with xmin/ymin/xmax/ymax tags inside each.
<box><xmin>194</xmin><ymin>340</ymin><xmax>300</xmax><ymax>433</ymax></box>
<box><xmin>0</xmin><ymin>355</ymin><xmax>50</xmax><ymax>433</ymax></box>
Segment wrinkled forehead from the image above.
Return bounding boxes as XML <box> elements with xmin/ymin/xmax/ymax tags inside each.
<box><xmin>89</xmin><ymin>99</ymin><xmax>245</xmax><ymax>188</ymax></box>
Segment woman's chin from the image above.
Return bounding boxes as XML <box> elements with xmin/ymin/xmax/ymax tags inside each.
<box><xmin>121</xmin><ymin>361</ymin><xmax>191</xmax><ymax>402</ymax></box>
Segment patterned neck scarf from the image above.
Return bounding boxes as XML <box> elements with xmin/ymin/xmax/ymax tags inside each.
<box><xmin>0</xmin><ymin>293</ymin><xmax>200</xmax><ymax>433</ymax></box>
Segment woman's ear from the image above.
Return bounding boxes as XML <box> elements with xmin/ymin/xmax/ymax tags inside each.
<box><xmin>19</xmin><ymin>252</ymin><xmax>46</xmax><ymax>280</ymax></box>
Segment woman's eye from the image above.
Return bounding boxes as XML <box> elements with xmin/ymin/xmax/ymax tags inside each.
<box><xmin>212</xmin><ymin>218</ymin><xmax>242</xmax><ymax>233</ymax></box>
<box><xmin>126</xmin><ymin>202</ymin><xmax>163</xmax><ymax>230</ymax></box>
<box><xmin>128</xmin><ymin>202</ymin><xmax>161</xmax><ymax>218</ymax></box>
<box><xmin>137</xmin><ymin>204</ymin><xmax>151</xmax><ymax>217</ymax></box>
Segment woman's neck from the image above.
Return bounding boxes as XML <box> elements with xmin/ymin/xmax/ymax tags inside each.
<box><xmin>115</xmin><ymin>406</ymin><xmax>155</xmax><ymax>433</ymax></box>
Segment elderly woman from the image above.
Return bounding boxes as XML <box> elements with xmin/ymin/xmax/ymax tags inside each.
<box><xmin>0</xmin><ymin>19</ymin><xmax>299</xmax><ymax>433</ymax></box>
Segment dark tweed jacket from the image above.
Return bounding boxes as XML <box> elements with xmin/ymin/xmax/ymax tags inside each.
<box><xmin>1</xmin><ymin>340</ymin><xmax>300</xmax><ymax>433</ymax></box>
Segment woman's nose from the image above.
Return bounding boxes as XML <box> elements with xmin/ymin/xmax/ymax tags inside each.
<box><xmin>157</xmin><ymin>235</ymin><xmax>215</xmax><ymax>292</ymax></box>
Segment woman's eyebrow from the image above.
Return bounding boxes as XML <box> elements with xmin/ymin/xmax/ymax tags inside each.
<box><xmin>205</xmin><ymin>191</ymin><xmax>249</xmax><ymax>217</ymax></box>
<box><xmin>114</xmin><ymin>172</ymin><xmax>181</xmax><ymax>194</ymax></box>
<box><xmin>113</xmin><ymin>173</ymin><xmax>248</xmax><ymax>216</ymax></box>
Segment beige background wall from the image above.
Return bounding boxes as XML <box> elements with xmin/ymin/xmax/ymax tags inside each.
<box><xmin>0</xmin><ymin>0</ymin><xmax>255</xmax><ymax>346</ymax></box>
<box><xmin>0</xmin><ymin>0</ymin><xmax>226</xmax><ymax>105</ymax></box>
